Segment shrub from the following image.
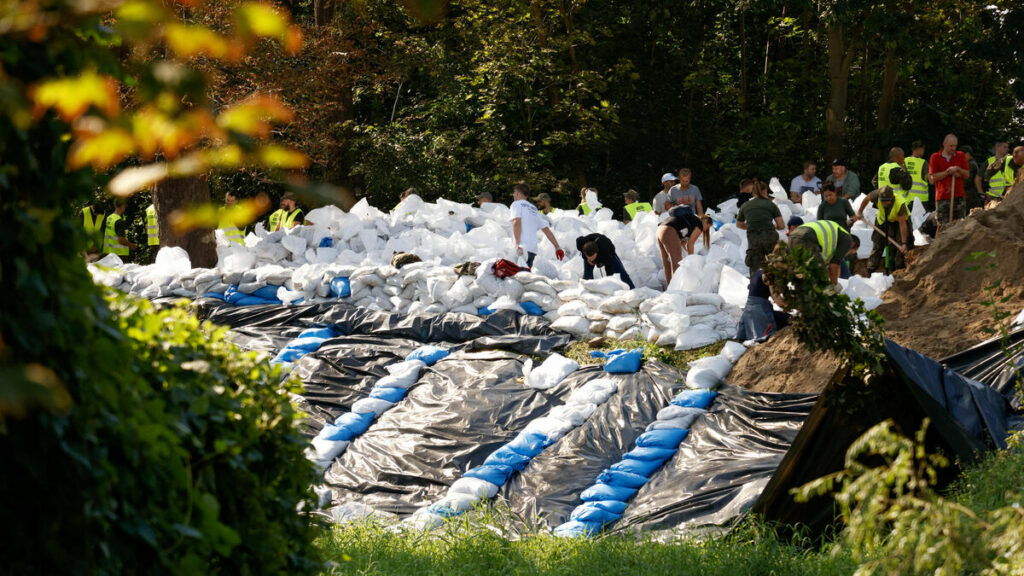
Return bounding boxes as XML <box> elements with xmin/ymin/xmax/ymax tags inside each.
<box><xmin>0</xmin><ymin>295</ymin><xmax>321</xmax><ymax>575</ymax></box>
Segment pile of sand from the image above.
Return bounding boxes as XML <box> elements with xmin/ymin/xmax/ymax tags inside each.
<box><xmin>877</xmin><ymin>182</ymin><xmax>1024</xmax><ymax>359</ymax></box>
<box><xmin>728</xmin><ymin>183</ymin><xmax>1024</xmax><ymax>393</ymax></box>
<box><xmin>726</xmin><ymin>327</ymin><xmax>841</xmax><ymax>394</ymax></box>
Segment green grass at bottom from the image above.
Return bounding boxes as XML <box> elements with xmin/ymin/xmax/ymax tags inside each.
<box><xmin>317</xmin><ymin>520</ymin><xmax>854</xmax><ymax>576</ymax></box>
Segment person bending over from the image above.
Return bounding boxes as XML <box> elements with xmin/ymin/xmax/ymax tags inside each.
<box><xmin>576</xmin><ymin>233</ymin><xmax>635</xmax><ymax>289</ymax></box>
<box><xmin>657</xmin><ymin>206</ymin><xmax>712</xmax><ymax>285</ymax></box>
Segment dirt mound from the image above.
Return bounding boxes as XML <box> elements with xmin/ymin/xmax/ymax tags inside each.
<box><xmin>726</xmin><ymin>327</ymin><xmax>841</xmax><ymax>394</ymax></box>
<box><xmin>877</xmin><ymin>182</ymin><xmax>1024</xmax><ymax>358</ymax></box>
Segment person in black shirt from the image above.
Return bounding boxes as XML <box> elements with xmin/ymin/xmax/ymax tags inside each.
<box><xmin>576</xmin><ymin>233</ymin><xmax>635</xmax><ymax>289</ymax></box>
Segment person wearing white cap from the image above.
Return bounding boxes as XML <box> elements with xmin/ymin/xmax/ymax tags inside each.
<box><xmin>654</xmin><ymin>173</ymin><xmax>676</xmax><ymax>215</ymax></box>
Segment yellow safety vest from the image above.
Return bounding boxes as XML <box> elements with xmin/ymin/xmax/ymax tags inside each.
<box><xmin>986</xmin><ymin>156</ymin><xmax>1014</xmax><ymax>198</ymax></box>
<box><xmin>283</xmin><ymin>209</ymin><xmax>303</xmax><ymax>228</ymax></box>
<box><xmin>875</xmin><ymin>194</ymin><xmax>908</xmax><ymax>225</ymax></box>
<box><xmin>904</xmin><ymin>156</ymin><xmax>928</xmax><ymax>203</ymax></box>
<box><xmin>624</xmin><ymin>202</ymin><xmax>653</xmax><ymax>219</ymax></box>
<box><xmin>268</xmin><ymin>208</ymin><xmax>287</xmax><ymax>231</ymax></box>
<box><xmin>146</xmin><ymin>204</ymin><xmax>159</xmax><ymax>246</ymax></box>
<box><xmin>103</xmin><ymin>213</ymin><xmax>129</xmax><ymax>256</ymax></box>
<box><xmin>218</xmin><ymin>207</ymin><xmax>244</xmax><ymax>245</ymax></box>
<box><xmin>799</xmin><ymin>220</ymin><xmax>847</xmax><ymax>263</ymax></box>
<box><xmin>82</xmin><ymin>206</ymin><xmax>105</xmax><ymax>252</ymax></box>
<box><xmin>876</xmin><ymin>162</ymin><xmax>908</xmax><ymax>199</ymax></box>
<box><xmin>577</xmin><ymin>203</ymin><xmax>592</xmax><ymax>215</ymax></box>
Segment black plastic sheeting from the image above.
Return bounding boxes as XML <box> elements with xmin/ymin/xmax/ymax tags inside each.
<box><xmin>615</xmin><ymin>385</ymin><xmax>816</xmax><ymax>534</ymax></box>
<box><xmin>887</xmin><ymin>339</ymin><xmax>1008</xmax><ymax>449</ymax></box>
<box><xmin>501</xmin><ymin>362</ymin><xmax>682</xmax><ymax>531</ymax></box>
<box><xmin>942</xmin><ymin>326</ymin><xmax>1024</xmax><ymax>411</ymax></box>
<box><xmin>323</xmin><ymin>350</ymin><xmax>579</xmax><ymax>516</ymax></box>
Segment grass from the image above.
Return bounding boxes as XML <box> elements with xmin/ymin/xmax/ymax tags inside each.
<box><xmin>317</xmin><ymin>517</ymin><xmax>856</xmax><ymax>576</ymax></box>
<box><xmin>949</xmin><ymin>430</ymin><xmax>1024</xmax><ymax>513</ymax></box>
<box><xmin>563</xmin><ymin>337</ymin><xmax>725</xmax><ymax>373</ymax></box>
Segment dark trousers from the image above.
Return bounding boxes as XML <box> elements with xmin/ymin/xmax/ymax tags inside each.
<box><xmin>868</xmin><ymin>220</ymin><xmax>912</xmax><ymax>273</ymax></box>
<box><xmin>526</xmin><ymin>252</ymin><xmax>536</xmax><ymax>268</ymax></box>
<box><xmin>584</xmin><ymin>254</ymin><xmax>635</xmax><ymax>289</ymax></box>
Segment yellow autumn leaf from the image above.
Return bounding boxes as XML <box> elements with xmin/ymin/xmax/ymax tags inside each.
<box><xmin>169</xmin><ymin>202</ymin><xmax>221</xmax><ymax>233</ymax></box>
<box><xmin>68</xmin><ymin>128</ymin><xmax>136</xmax><ymax>169</ymax></box>
<box><xmin>31</xmin><ymin>72</ymin><xmax>120</xmax><ymax>122</ymax></box>
<box><xmin>108</xmin><ymin>163</ymin><xmax>170</xmax><ymax>197</ymax></box>
<box><xmin>236</xmin><ymin>3</ymin><xmax>289</xmax><ymax>38</ymax></box>
<box><xmin>257</xmin><ymin>145</ymin><xmax>310</xmax><ymax>169</ymax></box>
<box><xmin>165</xmin><ymin>24</ymin><xmax>233</xmax><ymax>60</ymax></box>
<box><xmin>217</xmin><ymin>94</ymin><xmax>293</xmax><ymax>138</ymax></box>
<box><xmin>115</xmin><ymin>0</ymin><xmax>168</xmax><ymax>40</ymax></box>
<box><xmin>203</xmin><ymin>144</ymin><xmax>245</xmax><ymax>168</ymax></box>
<box><xmin>219</xmin><ymin>197</ymin><xmax>272</xmax><ymax>227</ymax></box>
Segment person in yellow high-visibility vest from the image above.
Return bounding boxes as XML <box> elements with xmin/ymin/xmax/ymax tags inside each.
<box><xmin>984</xmin><ymin>141</ymin><xmax>1010</xmax><ymax>199</ymax></box>
<box><xmin>103</xmin><ymin>199</ymin><xmax>138</xmax><ymax>258</ymax></box>
<box><xmin>874</xmin><ymin>147</ymin><xmax>913</xmax><ymax>201</ymax></box>
<box><xmin>903</xmin><ymin>140</ymin><xmax>930</xmax><ymax>205</ymax></box>
<box><xmin>622</xmin><ymin>189</ymin><xmax>652</xmax><ymax>223</ymax></box>
<box><xmin>577</xmin><ymin>187</ymin><xmax>600</xmax><ymax>215</ymax></box>
<box><xmin>856</xmin><ymin>186</ymin><xmax>911</xmax><ymax>273</ymax></box>
<box><xmin>81</xmin><ymin>203</ymin><xmax>105</xmax><ymax>255</ymax></box>
<box><xmin>218</xmin><ymin>191</ymin><xmax>245</xmax><ymax>245</ymax></box>
<box><xmin>786</xmin><ymin>218</ymin><xmax>854</xmax><ymax>286</ymax></box>
<box><xmin>145</xmin><ymin>203</ymin><xmax>159</xmax><ymax>246</ymax></box>
<box><xmin>984</xmin><ymin>143</ymin><xmax>1023</xmax><ymax>202</ymax></box>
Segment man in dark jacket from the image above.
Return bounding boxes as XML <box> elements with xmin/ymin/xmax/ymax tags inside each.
<box><xmin>576</xmin><ymin>233</ymin><xmax>635</xmax><ymax>289</ymax></box>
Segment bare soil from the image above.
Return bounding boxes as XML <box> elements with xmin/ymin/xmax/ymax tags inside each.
<box><xmin>725</xmin><ymin>327</ymin><xmax>841</xmax><ymax>394</ymax></box>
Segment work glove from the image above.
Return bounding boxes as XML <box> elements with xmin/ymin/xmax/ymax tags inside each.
<box><xmin>555</xmin><ymin>249</ymin><xmax>565</xmax><ymax>261</ymax></box>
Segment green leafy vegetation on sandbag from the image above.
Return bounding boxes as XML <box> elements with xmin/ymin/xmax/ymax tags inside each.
<box><xmin>1</xmin><ymin>295</ymin><xmax>321</xmax><ymax>575</ymax></box>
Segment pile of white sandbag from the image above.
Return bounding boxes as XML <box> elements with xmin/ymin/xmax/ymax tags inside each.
<box><xmin>89</xmin><ymin>183</ymin><xmax>912</xmax><ymax>346</ymax></box>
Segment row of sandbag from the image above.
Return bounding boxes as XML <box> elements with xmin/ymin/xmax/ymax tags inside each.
<box><xmin>553</xmin><ymin>341</ymin><xmax>747</xmax><ymax>537</ymax></box>
<box><xmin>404</xmin><ymin>349</ymin><xmax>644</xmax><ymax>530</ymax></box>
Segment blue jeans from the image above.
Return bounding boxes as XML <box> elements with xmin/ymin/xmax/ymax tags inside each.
<box><xmin>583</xmin><ymin>254</ymin><xmax>635</xmax><ymax>289</ymax></box>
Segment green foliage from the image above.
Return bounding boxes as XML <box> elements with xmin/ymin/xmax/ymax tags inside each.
<box><xmin>795</xmin><ymin>420</ymin><xmax>1024</xmax><ymax>575</ymax></box>
<box><xmin>317</xmin><ymin>516</ymin><xmax>856</xmax><ymax>576</ymax></box>
<box><xmin>763</xmin><ymin>243</ymin><xmax>886</xmax><ymax>379</ymax></box>
<box><xmin>0</xmin><ymin>296</ymin><xmax>322</xmax><ymax>574</ymax></box>
<box><xmin>564</xmin><ymin>337</ymin><xmax>724</xmax><ymax>374</ymax></box>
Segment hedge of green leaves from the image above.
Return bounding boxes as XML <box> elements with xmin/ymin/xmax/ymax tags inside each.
<box><xmin>0</xmin><ymin>296</ymin><xmax>321</xmax><ymax>574</ymax></box>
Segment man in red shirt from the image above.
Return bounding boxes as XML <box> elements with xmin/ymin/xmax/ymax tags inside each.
<box><xmin>928</xmin><ymin>133</ymin><xmax>970</xmax><ymax>231</ymax></box>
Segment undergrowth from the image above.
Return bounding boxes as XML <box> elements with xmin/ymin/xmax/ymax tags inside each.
<box><xmin>564</xmin><ymin>338</ymin><xmax>725</xmax><ymax>373</ymax></box>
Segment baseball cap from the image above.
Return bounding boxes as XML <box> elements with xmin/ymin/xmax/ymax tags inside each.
<box><xmin>661</xmin><ymin>172</ymin><xmax>677</xmax><ymax>183</ymax></box>
<box><xmin>475</xmin><ymin>191</ymin><xmax>493</xmax><ymax>201</ymax></box>
<box><xmin>787</xmin><ymin>216</ymin><xmax>804</xmax><ymax>228</ymax></box>
<box><xmin>831</xmin><ymin>158</ymin><xmax>847</xmax><ymax>167</ymax></box>
<box><xmin>533</xmin><ymin>192</ymin><xmax>552</xmax><ymax>202</ymax></box>
<box><xmin>623</xmin><ymin>189</ymin><xmax>640</xmax><ymax>201</ymax></box>
<box><xmin>281</xmin><ymin>191</ymin><xmax>296</xmax><ymax>201</ymax></box>
<box><xmin>959</xmin><ymin>145</ymin><xmax>973</xmax><ymax>155</ymax></box>
<box><xmin>879</xmin><ymin>186</ymin><xmax>895</xmax><ymax>201</ymax></box>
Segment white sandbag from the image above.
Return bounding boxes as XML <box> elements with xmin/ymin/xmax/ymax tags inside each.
<box><xmin>557</xmin><ymin>300</ymin><xmax>589</xmax><ymax>317</ymax></box>
<box><xmin>406</xmin><ymin>510</ymin><xmax>446</xmax><ymax>530</ymax></box>
<box><xmin>549</xmin><ymin>402</ymin><xmax>598</xmax><ymax>427</ymax></box>
<box><xmin>687</xmin><ymin>293</ymin><xmax>723</xmax><ymax>308</ymax></box>
<box><xmin>717</xmin><ymin>265</ymin><xmax>748</xmax><ymax>309</ymax></box>
<box><xmin>655</xmin><ymin>331</ymin><xmax>678</xmax><ymax>347</ymax></box>
<box><xmin>432</xmin><ymin>494</ymin><xmax>478</xmax><ymax>514</ymax></box>
<box><xmin>606</xmin><ymin>315</ymin><xmax>637</xmax><ymax>333</ymax></box>
<box><xmin>721</xmin><ymin>340</ymin><xmax>748</xmax><ymax>364</ymax></box>
<box><xmin>688</xmin><ymin>354</ymin><xmax>733</xmax><ymax>379</ymax></box>
<box><xmin>620</xmin><ymin>326</ymin><xmax>640</xmax><ymax>341</ymax></box>
<box><xmin>683</xmin><ymin>304</ymin><xmax>719</xmax><ymax>318</ymax></box>
<box><xmin>550</xmin><ymin>315</ymin><xmax>591</xmax><ymax>336</ymax></box>
<box><xmin>647</xmin><ymin>416</ymin><xmax>698</xmax><ymax>431</ymax></box>
<box><xmin>525</xmin><ymin>353</ymin><xmax>580</xmax><ymax>390</ymax></box>
<box><xmin>282</xmin><ymin>234</ymin><xmax>307</xmax><ymax>256</ymax></box>
<box><xmin>521</xmin><ymin>416</ymin><xmax>575</xmax><ymax>440</ymax></box>
<box><xmin>656</xmin><ymin>404</ymin><xmax>706</xmax><ymax>423</ymax></box>
<box><xmin>566</xmin><ymin>378</ymin><xmax>618</xmax><ymax>405</ymax></box>
<box><xmin>448</xmin><ymin>477</ymin><xmax>500</xmax><ymax>499</ymax></box>
<box><xmin>599</xmin><ymin>294</ymin><xmax>635</xmax><ymax>315</ymax></box>
<box><xmin>351</xmin><ymin>398</ymin><xmax>395</xmax><ymax>417</ymax></box>
<box><xmin>685</xmin><ymin>367</ymin><xmax>720</xmax><ymax>389</ymax></box>
<box><xmin>310</xmin><ymin>437</ymin><xmax>350</xmax><ymax>463</ymax></box>
<box><xmin>582</xmin><ymin>276</ymin><xmax>629</xmax><ymax>295</ymax></box>
<box><xmin>675</xmin><ymin>325</ymin><xmax>721</xmax><ymax>351</ymax></box>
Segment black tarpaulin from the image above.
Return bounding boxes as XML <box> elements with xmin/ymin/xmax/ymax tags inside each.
<box><xmin>500</xmin><ymin>362</ymin><xmax>682</xmax><ymax>531</ymax></box>
<box><xmin>941</xmin><ymin>326</ymin><xmax>1024</xmax><ymax>410</ymax></box>
<box><xmin>753</xmin><ymin>339</ymin><xmax>1008</xmax><ymax>535</ymax></box>
<box><xmin>614</xmin><ymin>385</ymin><xmax>816</xmax><ymax>535</ymax></box>
<box><xmin>322</xmin><ymin>350</ymin><xmax>578</xmax><ymax>516</ymax></box>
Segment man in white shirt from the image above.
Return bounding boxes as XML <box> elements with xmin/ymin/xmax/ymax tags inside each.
<box><xmin>654</xmin><ymin>172</ymin><xmax>676</xmax><ymax>214</ymax></box>
<box><xmin>511</xmin><ymin>183</ymin><xmax>564</xmax><ymax>268</ymax></box>
<box><xmin>789</xmin><ymin>160</ymin><xmax>821</xmax><ymax>202</ymax></box>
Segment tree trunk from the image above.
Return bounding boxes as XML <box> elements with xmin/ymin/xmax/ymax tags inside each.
<box><xmin>876</xmin><ymin>45</ymin><xmax>899</xmax><ymax>136</ymax></box>
<box><xmin>314</xmin><ymin>0</ymin><xmax>334</xmax><ymax>26</ymax></box>
<box><xmin>825</xmin><ymin>23</ymin><xmax>856</xmax><ymax>160</ymax></box>
<box><xmin>529</xmin><ymin>0</ymin><xmax>560</xmax><ymax>107</ymax></box>
<box><xmin>153</xmin><ymin>176</ymin><xmax>217</xmax><ymax>268</ymax></box>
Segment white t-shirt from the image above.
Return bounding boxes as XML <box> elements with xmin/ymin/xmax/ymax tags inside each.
<box><xmin>789</xmin><ymin>175</ymin><xmax>822</xmax><ymax>195</ymax></box>
<box><xmin>511</xmin><ymin>199</ymin><xmax>545</xmax><ymax>253</ymax></box>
